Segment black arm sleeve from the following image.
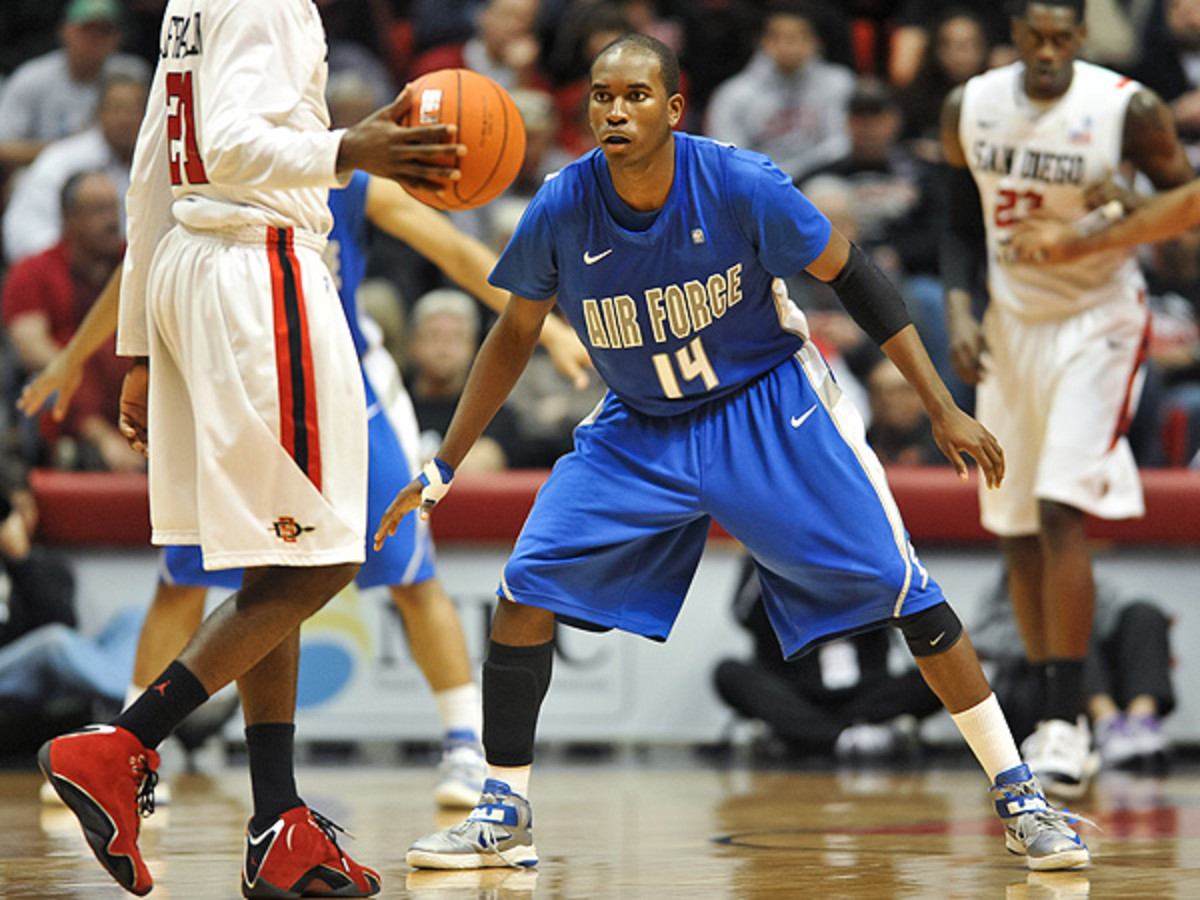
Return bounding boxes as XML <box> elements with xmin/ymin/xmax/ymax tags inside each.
<box><xmin>940</xmin><ymin>163</ymin><xmax>987</xmax><ymax>294</ymax></box>
<box><xmin>827</xmin><ymin>242</ymin><xmax>912</xmax><ymax>346</ymax></box>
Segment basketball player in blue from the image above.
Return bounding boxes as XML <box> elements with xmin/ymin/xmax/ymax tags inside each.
<box><xmin>378</xmin><ymin>35</ymin><xmax>1091</xmax><ymax>872</ymax></box>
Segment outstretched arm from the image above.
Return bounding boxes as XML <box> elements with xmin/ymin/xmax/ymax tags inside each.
<box><xmin>364</xmin><ymin>176</ymin><xmax>590</xmax><ymax>386</ymax></box>
<box><xmin>374</xmin><ymin>294</ymin><xmax>553</xmax><ymax>545</ymax></box>
<box><xmin>807</xmin><ymin>227</ymin><xmax>1004</xmax><ymax>488</ymax></box>
<box><xmin>18</xmin><ymin>264</ymin><xmax>122</xmax><ymax>421</ymax></box>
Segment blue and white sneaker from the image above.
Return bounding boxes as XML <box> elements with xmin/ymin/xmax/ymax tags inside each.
<box><xmin>991</xmin><ymin>764</ymin><xmax>1091</xmax><ymax>871</ymax></box>
<box><xmin>432</xmin><ymin>731</ymin><xmax>486</xmax><ymax>809</ymax></box>
<box><xmin>407</xmin><ymin>779</ymin><xmax>537</xmax><ymax>870</ymax></box>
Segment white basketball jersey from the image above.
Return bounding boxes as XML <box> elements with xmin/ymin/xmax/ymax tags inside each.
<box><xmin>960</xmin><ymin>61</ymin><xmax>1142</xmax><ymax>321</ymax></box>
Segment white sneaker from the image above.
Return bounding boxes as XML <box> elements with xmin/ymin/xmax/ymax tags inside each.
<box><xmin>432</xmin><ymin>735</ymin><xmax>486</xmax><ymax>809</ymax></box>
<box><xmin>1021</xmin><ymin>717</ymin><xmax>1100</xmax><ymax>799</ymax></box>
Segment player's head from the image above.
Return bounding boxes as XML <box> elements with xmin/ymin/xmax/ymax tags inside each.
<box><xmin>588</xmin><ymin>34</ymin><xmax>683</xmax><ymax>165</ymax></box>
<box><xmin>1011</xmin><ymin>1</ymin><xmax>1087</xmax><ymax>100</ymax></box>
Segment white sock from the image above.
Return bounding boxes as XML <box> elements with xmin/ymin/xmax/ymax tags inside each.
<box><xmin>950</xmin><ymin>692</ymin><xmax>1023</xmax><ymax>783</ymax></box>
<box><xmin>487</xmin><ymin>764</ymin><xmax>530</xmax><ymax>798</ymax></box>
<box><xmin>123</xmin><ymin>684</ymin><xmax>144</xmax><ymax>711</ymax></box>
<box><xmin>434</xmin><ymin>682</ymin><xmax>482</xmax><ymax>741</ymax></box>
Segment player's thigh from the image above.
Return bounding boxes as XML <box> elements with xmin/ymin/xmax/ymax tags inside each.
<box><xmin>501</xmin><ymin>397</ymin><xmax>709</xmax><ymax>639</ymax></box>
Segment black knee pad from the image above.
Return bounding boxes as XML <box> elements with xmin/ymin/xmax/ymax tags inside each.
<box><xmin>895</xmin><ymin>602</ymin><xmax>963</xmax><ymax>658</ymax></box>
<box><xmin>482</xmin><ymin>639</ymin><xmax>554</xmax><ymax>767</ymax></box>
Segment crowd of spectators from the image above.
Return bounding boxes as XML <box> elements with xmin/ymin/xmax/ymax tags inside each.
<box><xmin>0</xmin><ymin>0</ymin><xmax>1198</xmax><ymax>483</ymax></box>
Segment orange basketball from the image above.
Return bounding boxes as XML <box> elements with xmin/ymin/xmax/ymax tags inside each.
<box><xmin>397</xmin><ymin>68</ymin><xmax>527</xmax><ymax>211</ymax></box>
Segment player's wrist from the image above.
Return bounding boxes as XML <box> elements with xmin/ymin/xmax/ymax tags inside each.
<box><xmin>417</xmin><ymin>458</ymin><xmax>455</xmax><ymax>507</ymax></box>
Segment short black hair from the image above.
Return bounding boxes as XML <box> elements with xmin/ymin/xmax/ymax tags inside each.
<box><xmin>60</xmin><ymin>169</ymin><xmax>105</xmax><ymax>215</ymax></box>
<box><xmin>592</xmin><ymin>33</ymin><xmax>681</xmax><ymax>97</ymax></box>
<box><xmin>1013</xmin><ymin>0</ymin><xmax>1085</xmax><ymax>19</ymax></box>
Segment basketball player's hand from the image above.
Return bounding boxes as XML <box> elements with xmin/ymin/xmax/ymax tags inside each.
<box><xmin>374</xmin><ymin>459</ymin><xmax>454</xmax><ymax>549</ymax></box>
<box><xmin>541</xmin><ymin>316</ymin><xmax>591</xmax><ymax>389</ymax></box>
<box><xmin>929</xmin><ymin>405</ymin><xmax>1005</xmax><ymax>489</ymax></box>
<box><xmin>945</xmin><ymin>290</ymin><xmax>987</xmax><ymax>385</ymax></box>
<box><xmin>17</xmin><ymin>351</ymin><xmax>84</xmax><ymax>422</ymax></box>
<box><xmin>118</xmin><ymin>359</ymin><xmax>149</xmax><ymax>456</ymax></box>
<box><xmin>338</xmin><ymin>86</ymin><xmax>467</xmax><ymax>193</ymax></box>
<box><xmin>1006</xmin><ymin>216</ymin><xmax>1080</xmax><ymax>266</ymax></box>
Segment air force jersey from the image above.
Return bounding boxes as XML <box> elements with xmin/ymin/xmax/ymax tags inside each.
<box><xmin>326</xmin><ymin>171</ymin><xmax>372</xmax><ymax>358</ymax></box>
<box><xmin>960</xmin><ymin>61</ymin><xmax>1143</xmax><ymax>321</ymax></box>
<box><xmin>490</xmin><ymin>133</ymin><xmax>832</xmax><ymax>416</ymax></box>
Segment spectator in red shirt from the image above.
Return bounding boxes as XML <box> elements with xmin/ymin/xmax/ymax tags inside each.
<box><xmin>1</xmin><ymin>169</ymin><xmax>141</xmax><ymax>472</ymax></box>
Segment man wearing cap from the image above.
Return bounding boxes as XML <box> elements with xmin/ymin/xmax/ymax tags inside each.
<box><xmin>0</xmin><ymin>0</ymin><xmax>149</xmax><ymax>172</ymax></box>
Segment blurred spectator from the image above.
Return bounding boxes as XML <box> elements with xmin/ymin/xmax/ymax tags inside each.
<box><xmin>317</xmin><ymin>0</ymin><xmax>397</xmax><ymax>109</ymax></box>
<box><xmin>899</xmin><ymin>7</ymin><xmax>991</xmax><ymax>161</ymax></box>
<box><xmin>969</xmin><ymin>569</ymin><xmax>1175</xmax><ymax>772</ymax></box>
<box><xmin>704</xmin><ymin>0</ymin><xmax>855</xmax><ymax>182</ymax></box>
<box><xmin>0</xmin><ymin>0</ymin><xmax>149</xmax><ymax>173</ymax></box>
<box><xmin>888</xmin><ymin>1</ymin><xmax>1013</xmax><ymax>88</ymax></box>
<box><xmin>1</xmin><ymin>171</ymin><xmax>141</xmax><ymax>472</ymax></box>
<box><xmin>547</xmin><ymin>1</ymin><xmax>635</xmax><ymax>155</ymax></box>
<box><xmin>410</xmin><ymin>0</ymin><xmax>551</xmax><ymax>92</ymax></box>
<box><xmin>3</xmin><ymin>70</ymin><xmax>147</xmax><ymax>264</ymax></box>
<box><xmin>0</xmin><ymin>448</ymin><xmax>138</xmax><ymax>755</ymax></box>
<box><xmin>865</xmin><ymin>357</ymin><xmax>945</xmax><ymax>466</ymax></box>
<box><xmin>713</xmin><ymin>552</ymin><xmax>943</xmax><ymax>762</ymax></box>
<box><xmin>406</xmin><ymin>287</ymin><xmax>522</xmax><ymax>471</ymax></box>
<box><xmin>803</xmin><ymin>77</ymin><xmax>964</xmax><ymax>405</ymax></box>
<box><xmin>1132</xmin><ymin>0</ymin><xmax>1200</xmax><ymax>167</ymax></box>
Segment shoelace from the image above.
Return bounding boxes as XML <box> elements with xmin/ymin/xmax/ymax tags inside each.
<box><xmin>136</xmin><ymin>760</ymin><xmax>158</xmax><ymax>818</ymax></box>
<box><xmin>457</xmin><ymin>793</ymin><xmax>528</xmax><ymax>869</ymax></box>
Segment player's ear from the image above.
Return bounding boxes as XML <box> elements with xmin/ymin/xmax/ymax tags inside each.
<box><xmin>667</xmin><ymin>93</ymin><xmax>684</xmax><ymax>128</ymax></box>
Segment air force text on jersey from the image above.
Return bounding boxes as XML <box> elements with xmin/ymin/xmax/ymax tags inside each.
<box><xmin>580</xmin><ymin>262</ymin><xmax>744</xmax><ymax>350</ymax></box>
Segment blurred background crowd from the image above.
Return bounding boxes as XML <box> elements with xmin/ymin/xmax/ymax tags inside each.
<box><xmin>1</xmin><ymin>0</ymin><xmax>1199</xmax><ymax>487</ymax></box>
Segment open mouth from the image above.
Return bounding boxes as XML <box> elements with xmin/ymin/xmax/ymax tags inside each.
<box><xmin>603</xmin><ymin>133</ymin><xmax>631</xmax><ymax>145</ymax></box>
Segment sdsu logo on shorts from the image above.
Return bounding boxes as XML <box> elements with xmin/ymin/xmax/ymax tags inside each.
<box><xmin>270</xmin><ymin>516</ymin><xmax>315</xmax><ymax>543</ymax></box>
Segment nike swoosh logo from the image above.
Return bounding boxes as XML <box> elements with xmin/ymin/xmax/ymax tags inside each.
<box><xmin>583</xmin><ymin>248</ymin><xmax>613</xmax><ymax>264</ymax></box>
<box><xmin>929</xmin><ymin>631</ymin><xmax>946</xmax><ymax>647</ymax></box>
<box><xmin>790</xmin><ymin>405</ymin><xmax>817</xmax><ymax>429</ymax></box>
<box><xmin>63</xmin><ymin>724</ymin><xmax>117</xmax><ymax>738</ymax></box>
<box><xmin>244</xmin><ymin>820</ymin><xmax>285</xmax><ymax>885</ymax></box>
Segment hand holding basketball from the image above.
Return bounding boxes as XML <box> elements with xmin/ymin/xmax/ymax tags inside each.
<box><xmin>337</xmin><ymin>84</ymin><xmax>466</xmax><ymax>192</ymax></box>
<box><xmin>394</xmin><ymin>69</ymin><xmax>527</xmax><ymax>211</ymax></box>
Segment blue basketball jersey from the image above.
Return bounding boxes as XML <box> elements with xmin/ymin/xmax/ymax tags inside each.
<box><xmin>327</xmin><ymin>171</ymin><xmax>371</xmax><ymax>358</ymax></box>
<box><xmin>490</xmin><ymin>133</ymin><xmax>832</xmax><ymax>416</ymax></box>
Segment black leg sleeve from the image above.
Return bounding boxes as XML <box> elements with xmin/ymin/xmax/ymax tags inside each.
<box><xmin>482</xmin><ymin>639</ymin><xmax>554</xmax><ymax>767</ymax></box>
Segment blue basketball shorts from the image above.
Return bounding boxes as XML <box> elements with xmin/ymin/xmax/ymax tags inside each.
<box><xmin>499</xmin><ymin>342</ymin><xmax>945</xmax><ymax>659</ymax></box>
<box><xmin>161</xmin><ymin>351</ymin><xmax>435</xmax><ymax>591</ymax></box>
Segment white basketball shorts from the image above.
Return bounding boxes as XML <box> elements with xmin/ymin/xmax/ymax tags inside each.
<box><xmin>976</xmin><ymin>300</ymin><xmax>1147</xmax><ymax>536</ymax></box>
<box><xmin>144</xmin><ymin>224</ymin><xmax>367</xmax><ymax>569</ymax></box>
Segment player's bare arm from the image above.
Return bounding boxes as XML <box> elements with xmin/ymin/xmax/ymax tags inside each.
<box><xmin>365</xmin><ymin>177</ymin><xmax>591</xmax><ymax>386</ymax></box>
<box><xmin>1008</xmin><ymin>88</ymin><xmax>1195</xmax><ymax>265</ymax></box>
<box><xmin>375</xmin><ymin>294</ymin><xmax>553</xmax><ymax>547</ymax></box>
<box><xmin>19</xmin><ymin>264</ymin><xmax>122</xmax><ymax>422</ymax></box>
<box><xmin>337</xmin><ymin>85</ymin><xmax>467</xmax><ymax>193</ymax></box>
<box><xmin>938</xmin><ymin>86</ymin><xmax>988</xmax><ymax>385</ymax></box>
<box><xmin>807</xmin><ymin>226</ymin><xmax>1004</xmax><ymax>488</ymax></box>
<box><xmin>118</xmin><ymin>356</ymin><xmax>149</xmax><ymax>457</ymax></box>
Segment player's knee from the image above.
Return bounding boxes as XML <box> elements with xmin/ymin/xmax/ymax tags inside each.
<box><xmin>895</xmin><ymin>602</ymin><xmax>963</xmax><ymax>658</ymax></box>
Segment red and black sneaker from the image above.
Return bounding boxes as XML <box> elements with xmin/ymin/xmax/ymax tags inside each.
<box><xmin>242</xmin><ymin>806</ymin><xmax>381</xmax><ymax>898</ymax></box>
<box><xmin>38</xmin><ymin>724</ymin><xmax>160</xmax><ymax>896</ymax></box>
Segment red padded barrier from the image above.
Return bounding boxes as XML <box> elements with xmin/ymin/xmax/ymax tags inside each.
<box><xmin>28</xmin><ymin>466</ymin><xmax>1200</xmax><ymax>547</ymax></box>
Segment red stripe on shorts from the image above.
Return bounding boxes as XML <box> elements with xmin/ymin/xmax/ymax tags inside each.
<box><xmin>1110</xmin><ymin>299</ymin><xmax>1150</xmax><ymax>450</ymax></box>
<box><xmin>267</xmin><ymin>227</ymin><xmax>323</xmax><ymax>490</ymax></box>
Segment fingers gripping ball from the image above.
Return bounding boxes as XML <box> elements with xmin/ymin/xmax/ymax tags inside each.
<box><xmin>398</xmin><ymin>68</ymin><xmax>527</xmax><ymax>210</ymax></box>
<box><xmin>418</xmin><ymin>458</ymin><xmax>455</xmax><ymax>512</ymax></box>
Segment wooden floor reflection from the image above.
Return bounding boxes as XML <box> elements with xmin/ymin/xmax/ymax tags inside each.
<box><xmin>2</xmin><ymin>754</ymin><xmax>1198</xmax><ymax>898</ymax></box>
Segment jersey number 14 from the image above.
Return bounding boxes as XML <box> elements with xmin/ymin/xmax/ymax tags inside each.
<box><xmin>653</xmin><ymin>336</ymin><xmax>719</xmax><ymax>399</ymax></box>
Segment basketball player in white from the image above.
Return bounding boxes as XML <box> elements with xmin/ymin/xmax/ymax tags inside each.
<box><xmin>940</xmin><ymin>0</ymin><xmax>1192</xmax><ymax>798</ymax></box>
<box><xmin>37</xmin><ymin>0</ymin><xmax>466</xmax><ymax>895</ymax></box>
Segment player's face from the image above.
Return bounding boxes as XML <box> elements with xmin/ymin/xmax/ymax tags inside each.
<box><xmin>588</xmin><ymin>48</ymin><xmax>683</xmax><ymax>168</ymax></box>
<box><xmin>1012</xmin><ymin>5</ymin><xmax>1086</xmax><ymax>100</ymax></box>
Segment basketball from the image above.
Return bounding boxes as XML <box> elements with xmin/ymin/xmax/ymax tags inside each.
<box><xmin>397</xmin><ymin>68</ymin><xmax>527</xmax><ymax>211</ymax></box>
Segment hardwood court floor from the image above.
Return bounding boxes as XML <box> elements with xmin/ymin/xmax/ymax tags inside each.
<box><xmin>2</xmin><ymin>752</ymin><xmax>1198</xmax><ymax>899</ymax></box>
